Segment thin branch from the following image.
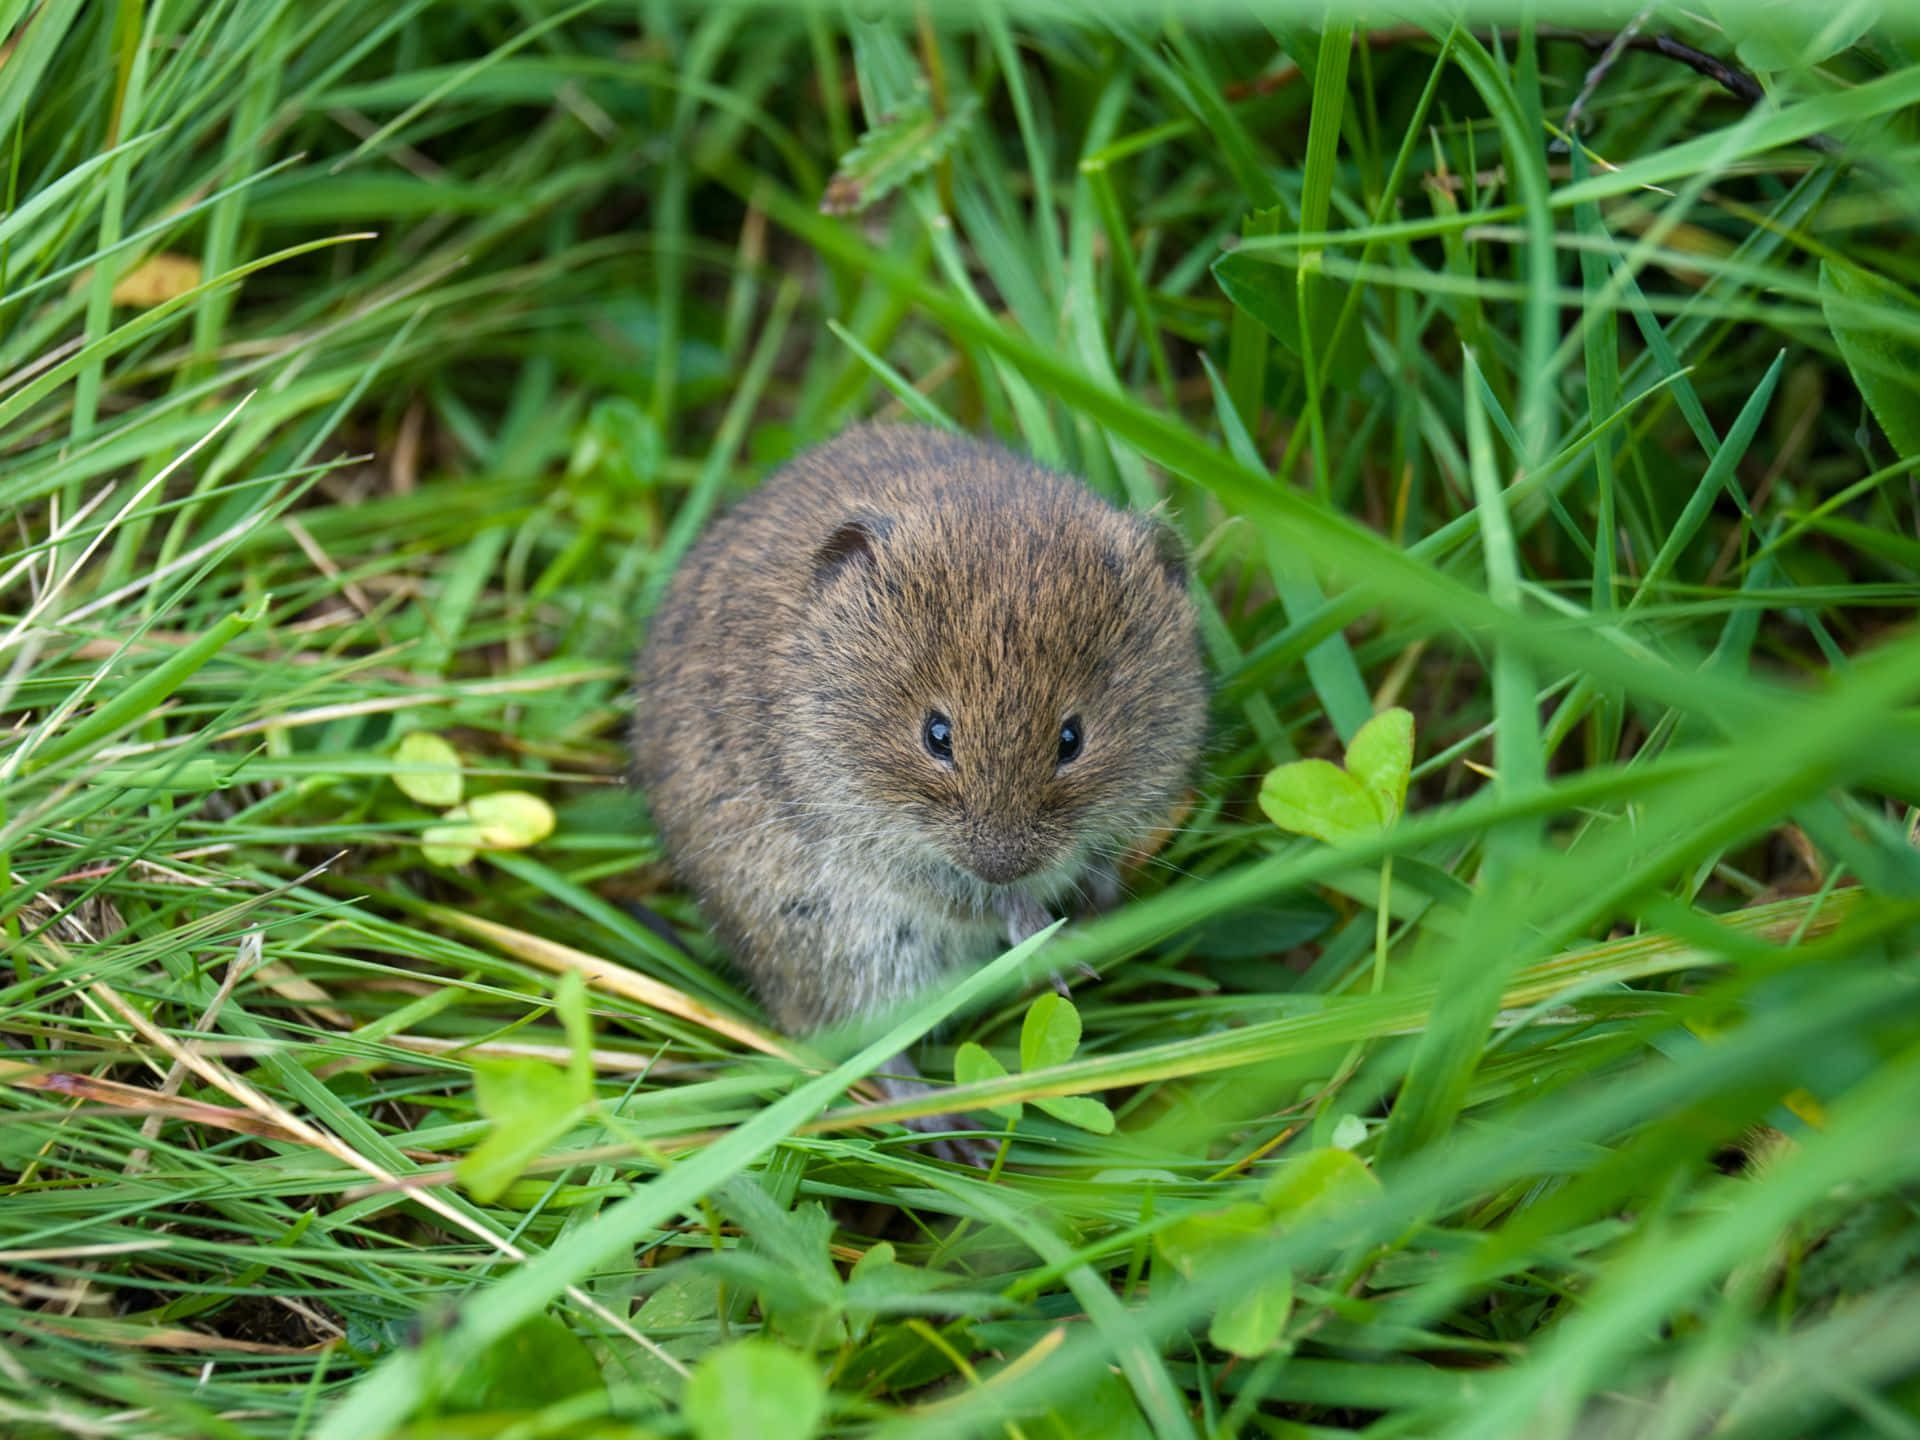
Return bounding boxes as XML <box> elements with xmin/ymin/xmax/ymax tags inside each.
<box><xmin>1225</xmin><ymin>24</ymin><xmax>1846</xmax><ymax>157</ymax></box>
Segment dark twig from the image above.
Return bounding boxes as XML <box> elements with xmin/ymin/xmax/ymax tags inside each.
<box><xmin>1541</xmin><ymin>25</ymin><xmax>1768</xmax><ymax>107</ymax></box>
<box><xmin>1555</xmin><ymin>5</ymin><xmax>1654</xmax><ymax>147</ymax></box>
<box><xmin>1224</xmin><ymin>24</ymin><xmax>1846</xmax><ymax>158</ymax></box>
<box><xmin>1538</xmin><ymin>25</ymin><xmax>1844</xmax><ymax>155</ymax></box>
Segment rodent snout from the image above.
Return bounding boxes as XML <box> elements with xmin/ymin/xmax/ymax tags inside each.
<box><xmin>960</xmin><ymin>832</ymin><xmax>1053</xmax><ymax>886</ymax></box>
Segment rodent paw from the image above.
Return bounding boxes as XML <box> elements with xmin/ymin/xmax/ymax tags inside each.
<box><xmin>920</xmin><ymin>1129</ymin><xmax>1001</xmax><ymax>1168</ymax></box>
<box><xmin>1048</xmin><ymin>961</ymin><xmax>1104</xmax><ymax>998</ymax></box>
<box><xmin>872</xmin><ymin>1059</ymin><xmax>1000</xmax><ymax>1168</ymax></box>
<box><xmin>995</xmin><ymin>892</ymin><xmax>1055</xmax><ymax>947</ymax></box>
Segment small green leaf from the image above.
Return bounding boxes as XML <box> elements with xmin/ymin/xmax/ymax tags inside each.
<box><xmin>1258</xmin><ymin>1146</ymin><xmax>1382</xmax><ymax>1226</ymax></box>
<box><xmin>568</xmin><ymin>395</ymin><xmax>661</xmax><ymax>494</ymax></box>
<box><xmin>822</xmin><ymin>83</ymin><xmax>982</xmax><ymax>215</ymax></box>
<box><xmin>419</xmin><ymin>819</ymin><xmax>481</xmax><ymax>868</ymax></box>
<box><xmin>421</xmin><ymin>791</ymin><xmax>556</xmax><ymax>867</ymax></box>
<box><xmin>953</xmin><ymin>1041</ymin><xmax>1021</xmax><ymax>1119</ymax></box>
<box><xmin>1258</xmin><ymin>758</ymin><xmax>1381</xmax><ymax>844</ymax></box>
<box><xmin>1210</xmin><ymin>1266</ymin><xmax>1294</xmax><ymax>1357</ymax></box>
<box><xmin>391</xmin><ymin>731</ymin><xmax>464</xmax><ymax>808</ymax></box>
<box><xmin>457</xmin><ymin>1052</ymin><xmax>590</xmax><ymax>1204</ymax></box>
<box><xmin>1154</xmin><ymin>1202</ymin><xmax>1291</xmax><ymax>1354</ymax></box>
<box><xmin>1035</xmin><ymin>1094</ymin><xmax>1116</xmax><ymax>1134</ymax></box>
<box><xmin>1213</xmin><ymin>250</ymin><xmax>1369</xmax><ymax>382</ymax></box>
<box><xmin>725</xmin><ymin>1195</ymin><xmax>846</xmax><ymax>1350</ymax></box>
<box><xmin>631</xmin><ymin>1276</ymin><xmax>722</xmax><ymax>1388</ymax></box>
<box><xmin>683</xmin><ymin>1339</ymin><xmax>827</xmax><ymax>1440</ymax></box>
<box><xmin>636</xmin><ymin>1274</ymin><xmax>721</xmax><ymax>1329</ymax></box>
<box><xmin>846</xmin><ymin>1243</ymin><xmax>898</xmax><ymax>1345</ymax></box>
<box><xmin>466</xmin><ymin>790</ymin><xmax>557</xmax><ymax>848</ymax></box>
<box><xmin>1345</xmin><ymin>707</ymin><xmax>1415</xmax><ymax>825</ymax></box>
<box><xmin>1155</xmin><ymin>1201</ymin><xmax>1271</xmax><ymax>1278</ymax></box>
<box><xmin>1821</xmin><ymin>259</ymin><xmax>1920</xmax><ymax>460</ymax></box>
<box><xmin>1019</xmin><ymin>992</ymin><xmax>1082</xmax><ymax>1073</ymax></box>
<box><xmin>715</xmin><ymin>1187</ymin><xmax>841</xmax><ymax>1302</ymax></box>
<box><xmin>440</xmin><ymin>1312</ymin><xmax>603</xmax><ymax>1414</ymax></box>
<box><xmin>850</xmin><ymin>1240</ymin><xmax>898</xmax><ymax>1284</ymax></box>
<box><xmin>845</xmin><ymin>1241</ymin><xmax>961</xmax><ymax>1343</ymax></box>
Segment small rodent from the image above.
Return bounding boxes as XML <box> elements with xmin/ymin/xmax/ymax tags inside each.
<box><xmin>632</xmin><ymin>423</ymin><xmax>1208</xmax><ymax>1035</ymax></box>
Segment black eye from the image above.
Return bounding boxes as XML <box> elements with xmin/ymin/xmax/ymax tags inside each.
<box><xmin>1057</xmin><ymin>715</ymin><xmax>1083</xmax><ymax>764</ymax></box>
<box><xmin>924</xmin><ymin>711</ymin><xmax>954</xmax><ymax>763</ymax></box>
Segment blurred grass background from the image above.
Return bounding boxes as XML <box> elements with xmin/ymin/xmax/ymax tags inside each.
<box><xmin>3</xmin><ymin>1</ymin><xmax>1920</xmax><ymax>1436</ymax></box>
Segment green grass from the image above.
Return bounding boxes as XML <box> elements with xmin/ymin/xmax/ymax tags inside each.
<box><xmin>4</xmin><ymin>3</ymin><xmax>1920</xmax><ymax>1437</ymax></box>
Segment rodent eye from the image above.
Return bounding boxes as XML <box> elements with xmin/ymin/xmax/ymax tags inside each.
<box><xmin>1057</xmin><ymin>715</ymin><xmax>1084</xmax><ymax>765</ymax></box>
<box><xmin>924</xmin><ymin>711</ymin><xmax>954</xmax><ymax>764</ymax></box>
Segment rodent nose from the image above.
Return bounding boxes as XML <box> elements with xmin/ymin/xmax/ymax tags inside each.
<box><xmin>964</xmin><ymin>836</ymin><xmax>1047</xmax><ymax>886</ymax></box>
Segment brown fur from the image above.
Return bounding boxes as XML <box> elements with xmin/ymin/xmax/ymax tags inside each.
<box><xmin>632</xmin><ymin>424</ymin><xmax>1208</xmax><ymax>1031</ymax></box>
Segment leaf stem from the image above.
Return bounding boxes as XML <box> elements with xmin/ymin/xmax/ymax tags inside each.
<box><xmin>1374</xmin><ymin>856</ymin><xmax>1393</xmax><ymax>994</ymax></box>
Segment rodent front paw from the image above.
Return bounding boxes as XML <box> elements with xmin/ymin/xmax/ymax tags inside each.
<box><xmin>872</xmin><ymin>1057</ymin><xmax>999</xmax><ymax>1168</ymax></box>
<box><xmin>995</xmin><ymin>893</ymin><xmax>1054</xmax><ymax>947</ymax></box>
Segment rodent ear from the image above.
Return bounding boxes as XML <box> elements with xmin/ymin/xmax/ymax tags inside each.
<box><xmin>1139</xmin><ymin>511</ymin><xmax>1191</xmax><ymax>591</ymax></box>
<box><xmin>811</xmin><ymin>512</ymin><xmax>894</xmax><ymax>589</ymax></box>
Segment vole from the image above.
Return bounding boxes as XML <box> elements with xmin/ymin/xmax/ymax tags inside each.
<box><xmin>632</xmin><ymin>423</ymin><xmax>1208</xmax><ymax>1050</ymax></box>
